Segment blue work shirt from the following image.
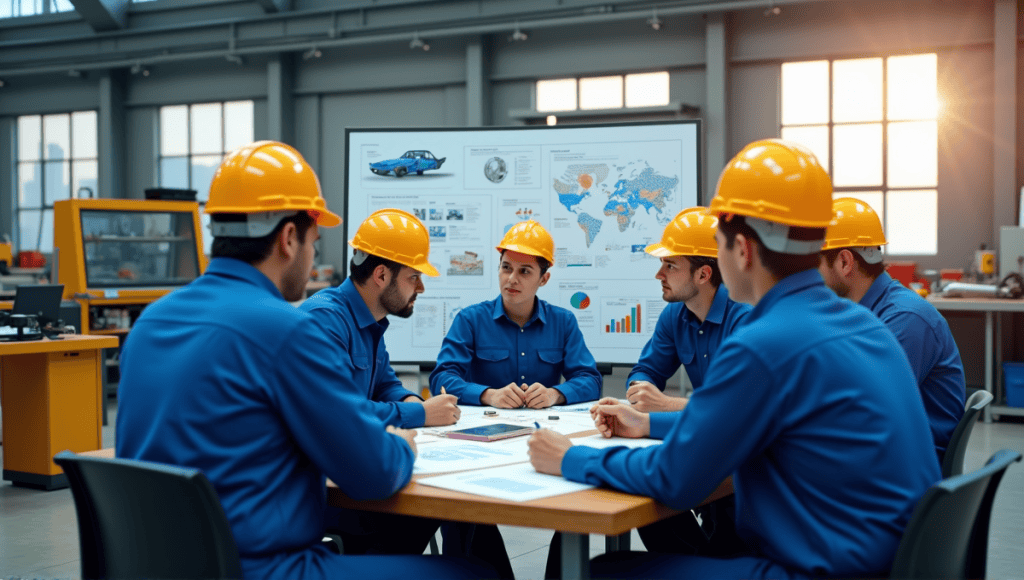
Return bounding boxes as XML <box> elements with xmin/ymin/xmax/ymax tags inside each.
<box><xmin>299</xmin><ymin>279</ymin><xmax>425</xmax><ymax>428</ymax></box>
<box><xmin>116</xmin><ymin>258</ymin><xmax>414</xmax><ymax>580</ymax></box>
<box><xmin>562</xmin><ymin>270</ymin><xmax>939</xmax><ymax>578</ymax></box>
<box><xmin>429</xmin><ymin>296</ymin><xmax>601</xmax><ymax>405</ymax></box>
<box><xmin>861</xmin><ymin>272</ymin><xmax>966</xmax><ymax>458</ymax></box>
<box><xmin>628</xmin><ymin>284</ymin><xmax>751</xmax><ymax>390</ymax></box>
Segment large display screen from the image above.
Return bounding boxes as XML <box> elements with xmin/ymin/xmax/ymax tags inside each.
<box><xmin>345</xmin><ymin>120</ymin><xmax>701</xmax><ymax>365</ymax></box>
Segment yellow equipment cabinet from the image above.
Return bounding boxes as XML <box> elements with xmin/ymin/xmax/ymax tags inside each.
<box><xmin>53</xmin><ymin>199</ymin><xmax>206</xmax><ymax>334</ymax></box>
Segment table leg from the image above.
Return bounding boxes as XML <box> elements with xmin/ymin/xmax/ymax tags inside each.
<box><xmin>985</xmin><ymin>311</ymin><xmax>993</xmax><ymax>423</ymax></box>
<box><xmin>604</xmin><ymin>532</ymin><xmax>630</xmax><ymax>552</ymax></box>
<box><xmin>561</xmin><ymin>532</ymin><xmax>590</xmax><ymax>580</ymax></box>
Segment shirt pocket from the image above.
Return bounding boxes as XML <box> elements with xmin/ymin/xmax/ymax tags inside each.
<box><xmin>678</xmin><ymin>350</ymin><xmax>695</xmax><ymax>366</ymax></box>
<box><xmin>537</xmin><ymin>348</ymin><xmax>564</xmax><ymax>365</ymax></box>
<box><xmin>477</xmin><ymin>348</ymin><xmax>510</xmax><ymax>362</ymax></box>
<box><xmin>351</xmin><ymin>354</ymin><xmax>371</xmax><ymax>370</ymax></box>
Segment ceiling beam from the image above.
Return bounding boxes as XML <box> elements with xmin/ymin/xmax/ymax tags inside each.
<box><xmin>68</xmin><ymin>0</ymin><xmax>128</xmax><ymax>31</ymax></box>
<box><xmin>254</xmin><ymin>0</ymin><xmax>293</xmax><ymax>14</ymax></box>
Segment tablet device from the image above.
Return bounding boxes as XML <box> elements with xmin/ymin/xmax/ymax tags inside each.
<box><xmin>447</xmin><ymin>423</ymin><xmax>534</xmax><ymax>442</ymax></box>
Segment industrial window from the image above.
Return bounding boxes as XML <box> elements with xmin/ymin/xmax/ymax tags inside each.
<box><xmin>157</xmin><ymin>100</ymin><xmax>254</xmax><ymax>252</ymax></box>
<box><xmin>15</xmin><ymin>111</ymin><xmax>98</xmax><ymax>254</ymax></box>
<box><xmin>536</xmin><ymin>72</ymin><xmax>670</xmax><ymax>121</ymax></box>
<box><xmin>780</xmin><ymin>54</ymin><xmax>939</xmax><ymax>255</ymax></box>
<box><xmin>0</xmin><ymin>0</ymin><xmax>74</xmax><ymax>19</ymax></box>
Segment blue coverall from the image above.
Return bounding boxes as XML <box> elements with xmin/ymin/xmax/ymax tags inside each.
<box><xmin>299</xmin><ymin>278</ymin><xmax>425</xmax><ymax>428</ymax></box>
<box><xmin>562</xmin><ymin>270</ymin><xmax>940</xmax><ymax>579</ymax></box>
<box><xmin>116</xmin><ymin>258</ymin><xmax>483</xmax><ymax>580</ymax></box>
<box><xmin>860</xmin><ymin>272</ymin><xmax>966</xmax><ymax>458</ymax></box>
<box><xmin>429</xmin><ymin>296</ymin><xmax>601</xmax><ymax>405</ymax></box>
<box><xmin>628</xmin><ymin>284</ymin><xmax>751</xmax><ymax>390</ymax></box>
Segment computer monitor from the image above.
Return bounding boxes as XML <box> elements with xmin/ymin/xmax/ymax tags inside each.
<box><xmin>13</xmin><ymin>284</ymin><xmax>65</xmax><ymax>327</ymax></box>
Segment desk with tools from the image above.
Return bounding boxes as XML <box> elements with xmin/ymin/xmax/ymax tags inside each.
<box><xmin>1</xmin><ymin>334</ymin><xmax>119</xmax><ymax>489</ymax></box>
<box><xmin>928</xmin><ymin>297</ymin><xmax>1024</xmax><ymax>421</ymax></box>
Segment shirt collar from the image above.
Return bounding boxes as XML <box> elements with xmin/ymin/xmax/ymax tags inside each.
<box><xmin>491</xmin><ymin>295</ymin><xmax>546</xmax><ymax>326</ymax></box>
<box><xmin>859</xmin><ymin>271</ymin><xmax>893</xmax><ymax>311</ymax></box>
<box><xmin>340</xmin><ymin>278</ymin><xmax>388</xmax><ymax>331</ymax></box>
<box><xmin>752</xmin><ymin>268</ymin><xmax>824</xmax><ymax>316</ymax></box>
<box><xmin>205</xmin><ymin>257</ymin><xmax>283</xmax><ymax>300</ymax></box>
<box><xmin>705</xmin><ymin>284</ymin><xmax>730</xmax><ymax>325</ymax></box>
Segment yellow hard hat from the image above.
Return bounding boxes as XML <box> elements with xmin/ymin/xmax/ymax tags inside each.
<box><xmin>206</xmin><ymin>141</ymin><xmax>341</xmax><ymax>236</ymax></box>
<box><xmin>645</xmin><ymin>207</ymin><xmax>718</xmax><ymax>258</ymax></box>
<box><xmin>350</xmin><ymin>209</ymin><xmax>439</xmax><ymax>277</ymax></box>
<box><xmin>496</xmin><ymin>220</ymin><xmax>555</xmax><ymax>264</ymax></box>
<box><xmin>823</xmin><ymin>197</ymin><xmax>888</xmax><ymax>250</ymax></box>
<box><xmin>710</xmin><ymin>139</ymin><xmax>832</xmax><ymax>228</ymax></box>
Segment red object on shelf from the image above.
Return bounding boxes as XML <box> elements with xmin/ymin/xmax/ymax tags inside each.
<box><xmin>886</xmin><ymin>262</ymin><xmax>917</xmax><ymax>288</ymax></box>
<box><xmin>940</xmin><ymin>269</ymin><xmax>964</xmax><ymax>281</ymax></box>
<box><xmin>18</xmin><ymin>251</ymin><xmax>46</xmax><ymax>268</ymax></box>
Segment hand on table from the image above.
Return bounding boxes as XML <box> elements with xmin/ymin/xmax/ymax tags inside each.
<box><xmin>523</xmin><ymin>383</ymin><xmax>565</xmax><ymax>409</ymax></box>
<box><xmin>626</xmin><ymin>381</ymin><xmax>689</xmax><ymax>413</ymax></box>
<box><xmin>386</xmin><ymin>425</ymin><xmax>418</xmax><ymax>456</ymax></box>
<box><xmin>528</xmin><ymin>429</ymin><xmax>573</xmax><ymax>476</ymax></box>
<box><xmin>422</xmin><ymin>393</ymin><xmax>460</xmax><ymax>426</ymax></box>
<box><xmin>481</xmin><ymin>383</ymin><xmax>528</xmax><ymax>408</ymax></box>
<box><xmin>592</xmin><ymin>401</ymin><xmax>650</xmax><ymax>439</ymax></box>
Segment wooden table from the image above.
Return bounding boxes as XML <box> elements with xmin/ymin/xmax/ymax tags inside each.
<box><xmin>1</xmin><ymin>334</ymin><xmax>119</xmax><ymax>490</ymax></box>
<box><xmin>929</xmin><ymin>297</ymin><xmax>1024</xmax><ymax>421</ymax></box>
<box><xmin>327</xmin><ymin>435</ymin><xmax>733</xmax><ymax>580</ymax></box>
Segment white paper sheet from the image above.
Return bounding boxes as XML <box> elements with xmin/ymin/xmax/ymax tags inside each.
<box><xmin>572</xmin><ymin>434</ymin><xmax>663</xmax><ymax>449</ymax></box>
<box><xmin>413</xmin><ymin>436</ymin><xmax>530</xmax><ymax>474</ymax></box>
<box><xmin>418</xmin><ymin>462</ymin><xmax>595</xmax><ymax>502</ymax></box>
<box><xmin>421</xmin><ymin>404</ymin><xmax>597</xmax><ymax>438</ymax></box>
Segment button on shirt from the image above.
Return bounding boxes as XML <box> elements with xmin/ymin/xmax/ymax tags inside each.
<box><xmin>628</xmin><ymin>285</ymin><xmax>750</xmax><ymax>391</ymax></box>
<box><xmin>299</xmin><ymin>279</ymin><xmax>425</xmax><ymax>428</ymax></box>
<box><xmin>860</xmin><ymin>272</ymin><xmax>966</xmax><ymax>458</ymax></box>
<box><xmin>562</xmin><ymin>270</ymin><xmax>939</xmax><ymax>577</ymax></box>
<box><xmin>429</xmin><ymin>296</ymin><xmax>601</xmax><ymax>405</ymax></box>
<box><xmin>116</xmin><ymin>258</ymin><xmax>414</xmax><ymax>579</ymax></box>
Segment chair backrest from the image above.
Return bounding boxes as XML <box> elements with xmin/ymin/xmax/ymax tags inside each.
<box><xmin>890</xmin><ymin>449</ymin><xmax>1021</xmax><ymax>580</ymax></box>
<box><xmin>941</xmin><ymin>390</ymin><xmax>994</xmax><ymax>478</ymax></box>
<box><xmin>53</xmin><ymin>451</ymin><xmax>243</xmax><ymax>580</ymax></box>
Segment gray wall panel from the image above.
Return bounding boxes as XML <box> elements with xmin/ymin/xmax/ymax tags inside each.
<box><xmin>490</xmin><ymin>80</ymin><xmax>532</xmax><ymax>127</ymax></box>
<box><xmin>125</xmin><ymin>58</ymin><xmax>268</xmax><ymax>107</ymax></box>
<box><xmin>0</xmin><ymin>77</ymin><xmax>100</xmax><ymax>116</ymax></box>
<box><xmin>125</xmin><ymin>107</ymin><xmax>157</xmax><ymax>199</ymax></box>
<box><xmin>490</xmin><ymin>16</ymin><xmax>706</xmax><ymax>81</ymax></box>
<box><xmin>731</xmin><ymin>0</ymin><xmax>994</xmax><ymax>62</ymax></box>
<box><xmin>294</xmin><ymin>41</ymin><xmax>466</xmax><ymax>95</ymax></box>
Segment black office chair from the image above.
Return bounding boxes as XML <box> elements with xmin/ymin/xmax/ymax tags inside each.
<box><xmin>941</xmin><ymin>389</ymin><xmax>994</xmax><ymax>478</ymax></box>
<box><xmin>890</xmin><ymin>448</ymin><xmax>1021</xmax><ymax>579</ymax></box>
<box><xmin>53</xmin><ymin>451</ymin><xmax>243</xmax><ymax>580</ymax></box>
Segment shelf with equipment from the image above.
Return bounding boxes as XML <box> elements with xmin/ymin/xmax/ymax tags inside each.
<box><xmin>54</xmin><ymin>198</ymin><xmax>207</xmax><ymax>335</ymax></box>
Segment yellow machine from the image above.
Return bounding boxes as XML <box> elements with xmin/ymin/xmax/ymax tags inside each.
<box><xmin>53</xmin><ymin>199</ymin><xmax>206</xmax><ymax>334</ymax></box>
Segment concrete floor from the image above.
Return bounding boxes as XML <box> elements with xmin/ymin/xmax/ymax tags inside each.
<box><xmin>1</xmin><ymin>378</ymin><xmax>1022</xmax><ymax>579</ymax></box>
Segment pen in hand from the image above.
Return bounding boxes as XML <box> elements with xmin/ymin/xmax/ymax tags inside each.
<box><xmin>534</xmin><ymin>421</ymin><xmax>541</xmax><ymax>430</ymax></box>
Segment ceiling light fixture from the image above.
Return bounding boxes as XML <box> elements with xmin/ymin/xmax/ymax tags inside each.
<box><xmin>303</xmin><ymin>46</ymin><xmax>322</xmax><ymax>60</ymax></box>
<box><xmin>0</xmin><ymin>79</ymin><xmax>5</xmax><ymax>88</ymax></box>
<box><xmin>410</xmin><ymin>32</ymin><xmax>430</xmax><ymax>51</ymax></box>
<box><xmin>130</xmin><ymin>62</ymin><xmax>150</xmax><ymax>76</ymax></box>
<box><xmin>648</xmin><ymin>9</ymin><xmax>662</xmax><ymax>31</ymax></box>
<box><xmin>764</xmin><ymin>1</ymin><xmax>781</xmax><ymax>16</ymax></box>
<box><xmin>68</xmin><ymin>69</ymin><xmax>82</xmax><ymax>78</ymax></box>
<box><xmin>225</xmin><ymin>54</ymin><xmax>244</xmax><ymax>66</ymax></box>
<box><xmin>510</xmin><ymin>22</ymin><xmax>528</xmax><ymax>42</ymax></box>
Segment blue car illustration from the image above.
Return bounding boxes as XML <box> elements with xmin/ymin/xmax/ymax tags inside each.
<box><xmin>369</xmin><ymin>150</ymin><xmax>446</xmax><ymax>177</ymax></box>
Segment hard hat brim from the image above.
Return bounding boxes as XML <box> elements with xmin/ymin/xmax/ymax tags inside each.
<box><xmin>312</xmin><ymin>209</ymin><xmax>342</xmax><ymax>228</ymax></box>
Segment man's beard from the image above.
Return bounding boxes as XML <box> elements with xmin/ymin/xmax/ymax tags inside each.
<box><xmin>381</xmin><ymin>279</ymin><xmax>415</xmax><ymax>318</ymax></box>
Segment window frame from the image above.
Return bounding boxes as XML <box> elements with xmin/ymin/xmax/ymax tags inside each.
<box><xmin>536</xmin><ymin>71</ymin><xmax>671</xmax><ymax>114</ymax></box>
<box><xmin>780</xmin><ymin>54</ymin><xmax>939</xmax><ymax>256</ymax></box>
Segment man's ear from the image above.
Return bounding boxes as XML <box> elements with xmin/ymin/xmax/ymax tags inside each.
<box><xmin>277</xmin><ymin>222</ymin><xmax>299</xmax><ymax>260</ymax></box>
<box><xmin>372</xmin><ymin>263</ymin><xmax>391</xmax><ymax>289</ymax></box>
<box><xmin>695</xmin><ymin>264</ymin><xmax>713</xmax><ymax>284</ymax></box>
<box><xmin>735</xmin><ymin>233</ymin><xmax>755</xmax><ymax>271</ymax></box>
<box><xmin>839</xmin><ymin>249</ymin><xmax>857</xmax><ymax>277</ymax></box>
<box><xmin>539</xmin><ymin>271</ymin><xmax>551</xmax><ymax>287</ymax></box>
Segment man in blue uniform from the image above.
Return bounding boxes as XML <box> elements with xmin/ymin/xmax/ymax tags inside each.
<box><xmin>529</xmin><ymin>139</ymin><xmax>940</xmax><ymax>579</ymax></box>
<box><xmin>300</xmin><ymin>208</ymin><xmax>460</xmax><ymax>429</ymax></box>
<box><xmin>429</xmin><ymin>220</ymin><xmax>601</xmax><ymax>407</ymax></box>
<box><xmin>116</xmin><ymin>141</ymin><xmax>488</xmax><ymax>580</ymax></box>
<box><xmin>298</xmin><ymin>209</ymin><xmax>480</xmax><ymax>560</ymax></box>
<box><xmin>627</xmin><ymin>207</ymin><xmax>750</xmax><ymax>412</ymax></box>
<box><xmin>819</xmin><ymin>197</ymin><xmax>965</xmax><ymax>460</ymax></box>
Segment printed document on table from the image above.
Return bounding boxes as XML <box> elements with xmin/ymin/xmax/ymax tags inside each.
<box><xmin>413</xmin><ymin>437</ymin><xmax>530</xmax><ymax>475</ymax></box>
<box><xmin>418</xmin><ymin>462</ymin><xmax>595</xmax><ymax>502</ymax></box>
<box><xmin>573</xmin><ymin>434</ymin><xmax>663</xmax><ymax>449</ymax></box>
<box><xmin>421</xmin><ymin>404</ymin><xmax>596</xmax><ymax>438</ymax></box>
